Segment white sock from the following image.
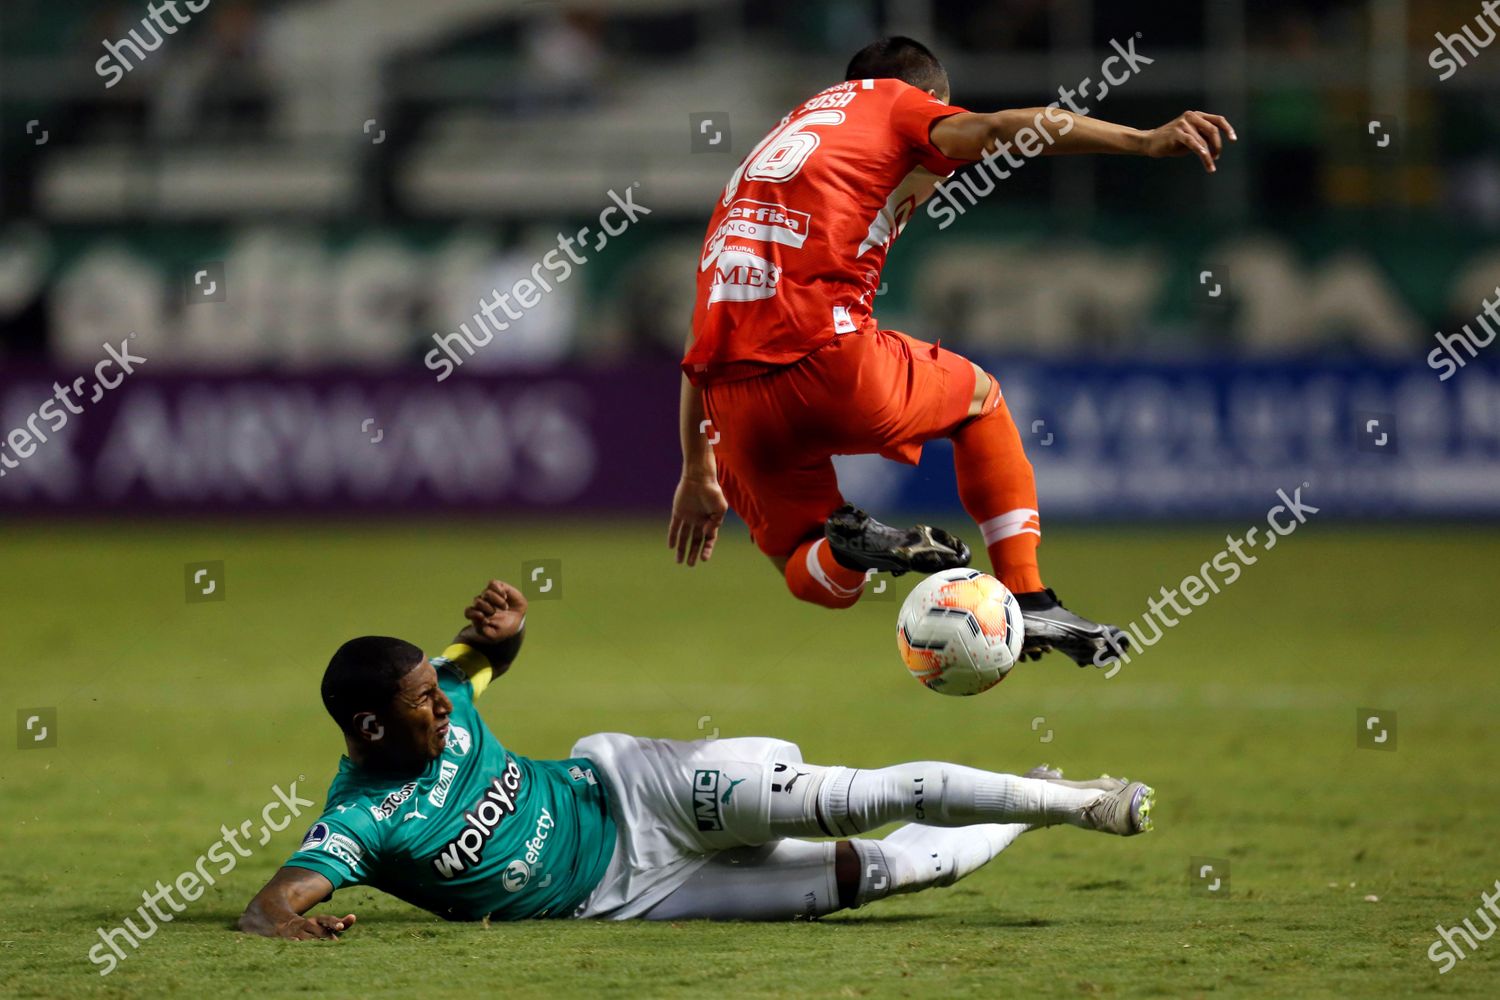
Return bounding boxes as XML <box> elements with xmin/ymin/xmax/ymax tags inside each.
<box><xmin>853</xmin><ymin>822</ymin><xmax>1030</xmax><ymax>905</ymax></box>
<box><xmin>811</xmin><ymin>763</ymin><xmax>1099</xmax><ymax>835</ymax></box>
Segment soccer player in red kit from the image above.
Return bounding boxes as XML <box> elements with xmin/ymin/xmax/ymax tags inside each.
<box><xmin>667</xmin><ymin>37</ymin><xmax>1235</xmax><ymax>665</ymax></box>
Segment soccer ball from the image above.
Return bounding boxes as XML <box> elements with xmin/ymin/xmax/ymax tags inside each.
<box><xmin>897</xmin><ymin>569</ymin><xmax>1025</xmax><ymax>696</ymax></box>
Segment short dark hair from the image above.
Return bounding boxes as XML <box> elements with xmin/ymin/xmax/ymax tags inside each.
<box><xmin>845</xmin><ymin>36</ymin><xmax>947</xmax><ymax>94</ymax></box>
<box><xmin>321</xmin><ymin>636</ymin><xmax>424</xmax><ymax>734</ymax></box>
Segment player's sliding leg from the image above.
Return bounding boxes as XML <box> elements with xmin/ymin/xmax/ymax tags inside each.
<box><xmin>850</xmin><ymin>767</ymin><xmax>1139</xmax><ymax>911</ymax></box>
<box><xmin>637</xmin><ymin>839</ymin><xmax>845</xmax><ymax>920</ymax></box>
<box><xmin>849</xmin><ymin>821</ymin><xmax>1031</xmax><ymax>908</ymax></box>
<box><xmin>639</xmin><ymin>761</ymin><xmax>1133</xmax><ymax>920</ymax></box>
<box><xmin>638</xmin><ymin>824</ymin><xmax>1032</xmax><ymax>920</ymax></box>
<box><xmin>766</xmin><ymin>758</ymin><xmax>1154</xmax><ymax>839</ymax></box>
<box><xmin>951</xmin><ymin>369</ymin><xmax>1131</xmax><ymax>666</ymax></box>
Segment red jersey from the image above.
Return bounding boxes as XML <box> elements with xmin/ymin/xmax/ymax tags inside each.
<box><xmin>684</xmin><ymin>78</ymin><xmax>973</xmax><ymax>386</ymax></box>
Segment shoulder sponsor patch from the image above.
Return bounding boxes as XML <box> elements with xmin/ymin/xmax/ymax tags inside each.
<box><xmin>322</xmin><ymin>833</ymin><xmax>364</xmax><ymax>868</ymax></box>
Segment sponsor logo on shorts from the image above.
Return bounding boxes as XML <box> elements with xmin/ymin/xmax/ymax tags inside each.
<box><xmin>322</xmin><ymin>833</ymin><xmax>364</xmax><ymax>869</ymax></box>
<box><xmin>692</xmin><ymin>769</ymin><xmax>725</xmax><ymax>831</ymax></box>
<box><xmin>370</xmin><ymin>781</ymin><xmax>417</xmax><ymax>821</ymax></box>
<box><xmin>300</xmin><ymin>822</ymin><xmax>329</xmax><ymax>850</ymax></box>
<box><xmin>568</xmin><ymin>764</ymin><xmax>597</xmax><ymax>786</ymax></box>
<box><xmin>701</xmin><ymin>199</ymin><xmax>811</xmax><ymax>269</ymax></box>
<box><xmin>707</xmin><ymin>249</ymin><xmax>781</xmax><ymax>306</ymax></box>
<box><xmin>429</xmin><ymin>760</ymin><xmax>459</xmax><ymax>808</ymax></box>
<box><xmin>430</xmin><ymin>757</ymin><xmax>524</xmax><ymax>878</ymax></box>
<box><xmin>445</xmin><ymin>724</ymin><xmax>472</xmax><ymax>757</ymax></box>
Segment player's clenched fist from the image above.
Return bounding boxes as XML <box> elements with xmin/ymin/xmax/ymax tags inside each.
<box><xmin>1142</xmin><ymin>110</ymin><xmax>1236</xmax><ymax>173</ymax></box>
<box><xmin>463</xmin><ymin>580</ymin><xmax>527</xmax><ymax>642</ymax></box>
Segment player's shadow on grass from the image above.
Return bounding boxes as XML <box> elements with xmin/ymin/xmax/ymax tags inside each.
<box><xmin>831</xmin><ymin>914</ymin><xmax>1055</xmax><ymax>928</ymax></box>
<box><xmin>1069</xmin><ymin>879</ymin><xmax>1133</xmax><ymax>892</ymax></box>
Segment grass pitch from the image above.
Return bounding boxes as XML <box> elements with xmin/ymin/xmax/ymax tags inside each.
<box><xmin>3</xmin><ymin>519</ymin><xmax>1498</xmax><ymax>998</ymax></box>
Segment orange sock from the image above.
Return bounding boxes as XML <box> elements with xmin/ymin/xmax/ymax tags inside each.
<box><xmin>951</xmin><ymin>390</ymin><xmax>1045</xmax><ymax>595</ymax></box>
<box><xmin>784</xmin><ymin>537</ymin><xmax>867</xmax><ymax>609</ymax></box>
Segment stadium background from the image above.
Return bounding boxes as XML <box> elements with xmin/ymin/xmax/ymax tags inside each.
<box><xmin>3</xmin><ymin>2</ymin><xmax>1499</xmax><ymax>998</ymax></box>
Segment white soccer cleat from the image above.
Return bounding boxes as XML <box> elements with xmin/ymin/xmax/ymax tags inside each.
<box><xmin>1080</xmin><ymin>781</ymin><xmax>1155</xmax><ymax>836</ymax></box>
<box><xmin>1024</xmin><ymin>764</ymin><xmax>1130</xmax><ymax>793</ymax></box>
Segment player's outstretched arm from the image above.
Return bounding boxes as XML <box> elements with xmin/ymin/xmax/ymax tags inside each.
<box><xmin>669</xmin><ymin>365</ymin><xmax>727</xmax><ymax>567</ymax></box>
<box><xmin>237</xmin><ymin>866</ymin><xmax>354</xmax><ymax>941</ymax></box>
<box><xmin>931</xmin><ymin>108</ymin><xmax>1235</xmax><ymax>173</ymax></box>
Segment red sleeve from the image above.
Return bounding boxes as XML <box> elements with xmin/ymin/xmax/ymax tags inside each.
<box><xmin>888</xmin><ymin>82</ymin><xmax>974</xmax><ymax>176</ymax></box>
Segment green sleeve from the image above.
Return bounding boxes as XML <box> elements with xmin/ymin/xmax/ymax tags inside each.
<box><xmin>283</xmin><ymin>809</ymin><xmax>381</xmax><ymax>890</ymax></box>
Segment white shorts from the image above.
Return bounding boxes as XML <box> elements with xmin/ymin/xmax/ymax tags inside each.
<box><xmin>570</xmin><ymin>732</ymin><xmax>804</xmax><ymax>920</ymax></box>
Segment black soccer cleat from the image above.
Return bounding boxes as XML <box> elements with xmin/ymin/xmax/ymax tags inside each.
<box><xmin>1014</xmin><ymin>588</ymin><xmax>1131</xmax><ymax>667</ymax></box>
<box><xmin>823</xmin><ymin>503</ymin><xmax>971</xmax><ymax>577</ymax></box>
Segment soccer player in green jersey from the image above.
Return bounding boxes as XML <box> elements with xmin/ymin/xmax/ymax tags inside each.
<box><xmin>238</xmin><ymin>580</ymin><xmax>1154</xmax><ymax>937</ymax></box>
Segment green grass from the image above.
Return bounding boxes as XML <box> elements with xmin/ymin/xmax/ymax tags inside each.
<box><xmin>3</xmin><ymin>520</ymin><xmax>1499</xmax><ymax>998</ymax></box>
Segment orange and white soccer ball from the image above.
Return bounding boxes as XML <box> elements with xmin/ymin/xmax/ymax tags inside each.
<box><xmin>897</xmin><ymin>569</ymin><xmax>1025</xmax><ymax>696</ymax></box>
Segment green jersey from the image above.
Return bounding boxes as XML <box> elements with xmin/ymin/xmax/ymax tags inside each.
<box><xmin>284</xmin><ymin>655</ymin><xmax>616</xmax><ymax>920</ymax></box>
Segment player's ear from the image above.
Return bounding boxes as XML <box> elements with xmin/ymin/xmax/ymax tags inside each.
<box><xmin>355</xmin><ymin>712</ymin><xmax>385</xmax><ymax>742</ymax></box>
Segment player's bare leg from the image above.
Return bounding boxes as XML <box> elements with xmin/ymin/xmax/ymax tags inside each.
<box><xmin>953</xmin><ymin>363</ymin><xmax>1132</xmax><ymax>666</ymax></box>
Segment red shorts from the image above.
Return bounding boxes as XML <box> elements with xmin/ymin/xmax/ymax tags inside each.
<box><xmin>703</xmin><ymin>329</ymin><xmax>977</xmax><ymax>558</ymax></box>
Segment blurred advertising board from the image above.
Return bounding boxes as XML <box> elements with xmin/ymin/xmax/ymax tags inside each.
<box><xmin>2</xmin><ymin>360</ymin><xmax>1496</xmax><ymax>518</ymax></box>
<box><xmin>852</xmin><ymin>358</ymin><xmax>1500</xmax><ymax>520</ymax></box>
<box><xmin>0</xmin><ymin>364</ymin><xmax>680</xmax><ymax>515</ymax></box>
